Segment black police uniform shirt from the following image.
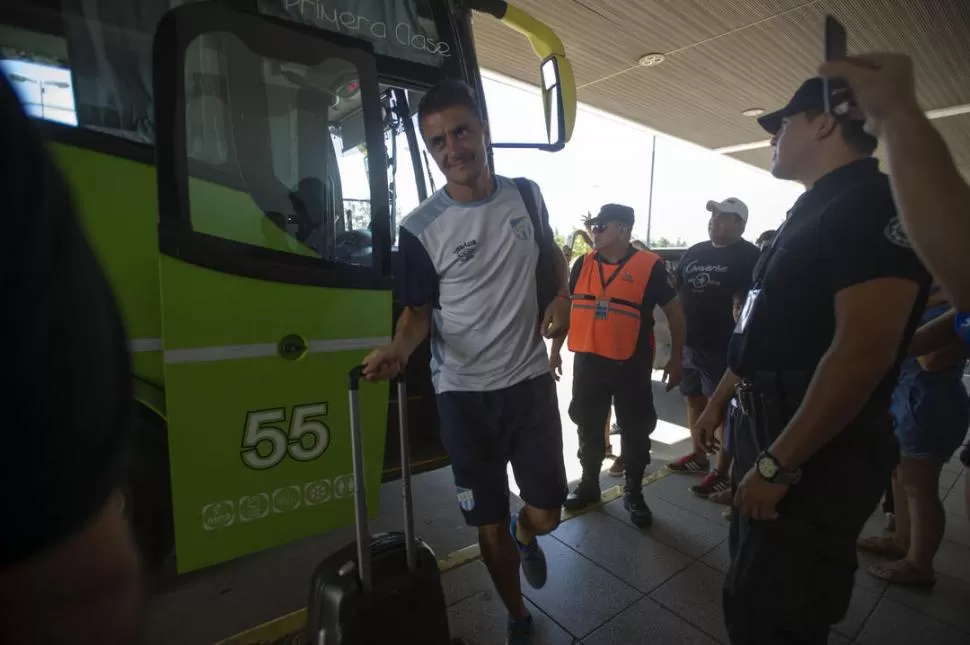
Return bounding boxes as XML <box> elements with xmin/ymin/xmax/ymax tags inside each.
<box><xmin>568</xmin><ymin>247</ymin><xmax>677</xmax><ymax>372</ymax></box>
<box><xmin>676</xmin><ymin>239</ymin><xmax>760</xmax><ymax>352</ymax></box>
<box><xmin>728</xmin><ymin>158</ymin><xmax>931</xmax><ymax>413</ymax></box>
<box><xmin>0</xmin><ymin>75</ymin><xmax>133</xmax><ymax>568</ymax></box>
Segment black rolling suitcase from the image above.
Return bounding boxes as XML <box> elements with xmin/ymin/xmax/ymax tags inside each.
<box><xmin>304</xmin><ymin>368</ymin><xmax>454</xmax><ymax>645</ymax></box>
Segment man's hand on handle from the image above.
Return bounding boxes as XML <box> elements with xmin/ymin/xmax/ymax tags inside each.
<box><xmin>361</xmin><ymin>344</ymin><xmax>408</xmax><ymax>381</ymax></box>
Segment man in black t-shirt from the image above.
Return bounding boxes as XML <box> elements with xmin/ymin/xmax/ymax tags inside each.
<box><xmin>0</xmin><ymin>75</ymin><xmax>139</xmax><ymax>644</ymax></box>
<box><xmin>668</xmin><ymin>198</ymin><xmax>760</xmax><ymax>496</ymax></box>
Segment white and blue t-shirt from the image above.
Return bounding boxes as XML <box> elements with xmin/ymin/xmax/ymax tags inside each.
<box><xmin>398</xmin><ymin>176</ymin><xmax>551</xmax><ymax>393</ymax></box>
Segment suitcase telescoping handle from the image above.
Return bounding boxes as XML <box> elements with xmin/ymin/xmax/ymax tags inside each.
<box><xmin>347</xmin><ymin>366</ymin><xmax>417</xmax><ymax>592</ymax></box>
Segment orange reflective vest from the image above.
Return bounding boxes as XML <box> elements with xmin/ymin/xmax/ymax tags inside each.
<box><xmin>568</xmin><ymin>249</ymin><xmax>661</xmax><ymax>360</ymax></box>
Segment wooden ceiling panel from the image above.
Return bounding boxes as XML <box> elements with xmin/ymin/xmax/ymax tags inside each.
<box><xmin>473</xmin><ymin>0</ymin><xmax>970</xmax><ymax>176</ymax></box>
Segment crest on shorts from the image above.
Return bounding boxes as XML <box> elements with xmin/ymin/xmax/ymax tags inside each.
<box><xmin>884</xmin><ymin>216</ymin><xmax>912</xmax><ymax>248</ymax></box>
<box><xmin>456</xmin><ymin>487</ymin><xmax>476</xmax><ymax>512</ymax></box>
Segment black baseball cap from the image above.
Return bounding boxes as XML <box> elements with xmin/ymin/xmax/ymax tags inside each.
<box><xmin>757</xmin><ymin>77</ymin><xmax>864</xmax><ymax>135</ymax></box>
<box><xmin>588</xmin><ymin>203</ymin><xmax>635</xmax><ymax>226</ymax></box>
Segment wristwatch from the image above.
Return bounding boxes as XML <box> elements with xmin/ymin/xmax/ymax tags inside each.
<box><xmin>756</xmin><ymin>451</ymin><xmax>801</xmax><ymax>486</ymax></box>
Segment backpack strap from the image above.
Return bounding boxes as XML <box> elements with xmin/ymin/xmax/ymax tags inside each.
<box><xmin>513</xmin><ymin>177</ymin><xmax>543</xmax><ymax>243</ymax></box>
<box><xmin>513</xmin><ymin>177</ymin><xmax>558</xmax><ymax>326</ymax></box>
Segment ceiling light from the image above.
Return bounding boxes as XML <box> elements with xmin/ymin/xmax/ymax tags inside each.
<box><xmin>741</xmin><ymin>108</ymin><xmax>765</xmax><ymax>117</ymax></box>
<box><xmin>637</xmin><ymin>53</ymin><xmax>665</xmax><ymax>67</ymax></box>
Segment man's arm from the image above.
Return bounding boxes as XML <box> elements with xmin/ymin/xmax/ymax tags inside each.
<box><xmin>819</xmin><ymin>54</ymin><xmax>970</xmax><ymax>309</ymax></box>
<box><xmin>883</xmin><ymin>110</ymin><xmax>970</xmax><ymax>309</ymax></box>
<box><xmin>643</xmin><ymin>259</ymin><xmax>682</xmax><ymax>353</ymax></box>
<box><xmin>550</xmin><ymin>255</ymin><xmax>584</xmax><ymax>357</ymax></box>
<box><xmin>769</xmin><ymin>277</ymin><xmax>921</xmax><ymax>470</ymax></box>
<box><xmin>391</xmin><ymin>305</ymin><xmax>432</xmax><ymax>357</ymax></box>
<box><xmin>392</xmin><ymin>228</ymin><xmax>438</xmax><ymax>356</ymax></box>
<box><xmin>662</xmin><ymin>297</ymin><xmax>686</xmax><ymax>364</ymax></box>
<box><xmin>538</xmin><ymin>199</ymin><xmax>569</xmax><ymax>297</ymax></box>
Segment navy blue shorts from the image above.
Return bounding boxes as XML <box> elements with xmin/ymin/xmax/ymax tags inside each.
<box><xmin>680</xmin><ymin>346</ymin><xmax>727</xmax><ymax>398</ymax></box>
<box><xmin>436</xmin><ymin>374</ymin><xmax>568</xmax><ymax>527</ymax></box>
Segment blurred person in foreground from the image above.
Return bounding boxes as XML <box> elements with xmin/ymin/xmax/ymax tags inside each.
<box><xmin>0</xmin><ymin>76</ymin><xmax>139</xmax><ymax>644</ymax></box>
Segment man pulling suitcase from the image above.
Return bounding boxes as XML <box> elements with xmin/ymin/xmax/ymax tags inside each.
<box><xmin>362</xmin><ymin>79</ymin><xmax>571</xmax><ymax>645</ymax></box>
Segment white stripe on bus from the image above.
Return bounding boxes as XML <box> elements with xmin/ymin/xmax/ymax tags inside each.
<box><xmin>128</xmin><ymin>337</ymin><xmax>389</xmax><ymax>364</ymax></box>
<box><xmin>130</xmin><ymin>338</ymin><xmax>163</xmax><ymax>353</ymax></box>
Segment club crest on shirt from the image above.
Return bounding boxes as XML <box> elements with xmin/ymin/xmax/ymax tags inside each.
<box><xmin>454</xmin><ymin>239</ymin><xmax>478</xmax><ymax>264</ymax></box>
<box><xmin>509</xmin><ymin>216</ymin><xmax>532</xmax><ymax>241</ymax></box>
<box><xmin>884</xmin><ymin>216</ymin><xmax>912</xmax><ymax>248</ymax></box>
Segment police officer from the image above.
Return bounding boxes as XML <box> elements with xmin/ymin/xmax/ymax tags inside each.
<box><xmin>692</xmin><ymin>78</ymin><xmax>930</xmax><ymax>643</ymax></box>
<box><xmin>550</xmin><ymin>204</ymin><xmax>685</xmax><ymax>527</ymax></box>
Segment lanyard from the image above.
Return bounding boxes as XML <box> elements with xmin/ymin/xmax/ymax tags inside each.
<box><xmin>596</xmin><ymin>249</ymin><xmax>634</xmax><ymax>291</ymax></box>
<box><xmin>752</xmin><ymin>207</ymin><xmax>798</xmax><ymax>287</ymax></box>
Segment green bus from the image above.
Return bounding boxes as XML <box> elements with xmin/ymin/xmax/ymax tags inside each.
<box><xmin>1</xmin><ymin>0</ymin><xmax>575</xmax><ymax>574</ymax></box>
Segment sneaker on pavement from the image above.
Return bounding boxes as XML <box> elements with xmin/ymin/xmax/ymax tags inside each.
<box><xmin>563</xmin><ymin>478</ymin><xmax>601</xmax><ymax>511</ymax></box>
<box><xmin>507</xmin><ymin>614</ymin><xmax>534</xmax><ymax>645</ymax></box>
<box><xmin>708</xmin><ymin>488</ymin><xmax>733</xmax><ymax>506</ymax></box>
<box><xmin>690</xmin><ymin>471</ymin><xmax>730</xmax><ymax>497</ymax></box>
<box><xmin>623</xmin><ymin>491</ymin><xmax>653</xmax><ymax>528</ymax></box>
<box><xmin>608</xmin><ymin>455</ymin><xmax>625</xmax><ymax>477</ymax></box>
<box><xmin>667</xmin><ymin>453</ymin><xmax>709</xmax><ymax>474</ymax></box>
<box><xmin>510</xmin><ymin>514</ymin><xmax>548</xmax><ymax>589</ymax></box>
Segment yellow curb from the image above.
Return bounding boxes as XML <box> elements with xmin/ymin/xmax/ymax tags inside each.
<box><xmin>216</xmin><ymin>466</ymin><xmax>674</xmax><ymax>644</ymax></box>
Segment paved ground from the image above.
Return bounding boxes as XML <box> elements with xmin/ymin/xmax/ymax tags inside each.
<box><xmin>143</xmin><ymin>353</ymin><xmax>970</xmax><ymax>645</ymax></box>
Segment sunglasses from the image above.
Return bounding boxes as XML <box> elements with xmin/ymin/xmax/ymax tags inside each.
<box><xmin>589</xmin><ymin>223</ymin><xmax>609</xmax><ymax>233</ymax></box>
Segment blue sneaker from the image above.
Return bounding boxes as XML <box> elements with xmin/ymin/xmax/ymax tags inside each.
<box><xmin>509</xmin><ymin>514</ymin><xmax>547</xmax><ymax>589</ymax></box>
<box><xmin>507</xmin><ymin>614</ymin><xmax>534</xmax><ymax>645</ymax></box>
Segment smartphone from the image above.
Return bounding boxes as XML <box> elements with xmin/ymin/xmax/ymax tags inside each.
<box><xmin>823</xmin><ymin>16</ymin><xmax>848</xmax><ymax>114</ymax></box>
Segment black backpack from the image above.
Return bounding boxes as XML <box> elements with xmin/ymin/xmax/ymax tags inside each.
<box><xmin>513</xmin><ymin>177</ymin><xmax>559</xmax><ymax>331</ymax></box>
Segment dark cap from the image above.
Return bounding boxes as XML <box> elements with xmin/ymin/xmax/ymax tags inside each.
<box><xmin>589</xmin><ymin>203</ymin><xmax>635</xmax><ymax>226</ymax></box>
<box><xmin>757</xmin><ymin>77</ymin><xmax>863</xmax><ymax>135</ymax></box>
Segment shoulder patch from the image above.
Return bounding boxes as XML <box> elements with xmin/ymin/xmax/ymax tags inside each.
<box><xmin>884</xmin><ymin>216</ymin><xmax>912</xmax><ymax>248</ymax></box>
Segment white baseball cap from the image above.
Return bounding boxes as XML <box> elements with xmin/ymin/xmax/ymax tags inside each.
<box><xmin>706</xmin><ymin>197</ymin><xmax>748</xmax><ymax>223</ymax></box>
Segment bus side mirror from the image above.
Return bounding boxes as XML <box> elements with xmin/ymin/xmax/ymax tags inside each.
<box><xmin>539</xmin><ymin>54</ymin><xmax>574</xmax><ymax>150</ymax></box>
<box><xmin>490</xmin><ymin>53</ymin><xmax>575</xmax><ymax>152</ymax></box>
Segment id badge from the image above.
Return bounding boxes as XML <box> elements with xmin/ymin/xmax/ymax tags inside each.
<box><xmin>735</xmin><ymin>289</ymin><xmax>761</xmax><ymax>333</ymax></box>
<box><xmin>595</xmin><ymin>300</ymin><xmax>609</xmax><ymax>320</ymax></box>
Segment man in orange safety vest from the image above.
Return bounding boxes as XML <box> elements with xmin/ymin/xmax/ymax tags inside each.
<box><xmin>550</xmin><ymin>204</ymin><xmax>686</xmax><ymax>527</ymax></box>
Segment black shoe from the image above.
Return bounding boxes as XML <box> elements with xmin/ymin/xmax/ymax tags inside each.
<box><xmin>507</xmin><ymin>614</ymin><xmax>534</xmax><ymax>645</ymax></box>
<box><xmin>563</xmin><ymin>478</ymin><xmax>601</xmax><ymax>512</ymax></box>
<box><xmin>623</xmin><ymin>491</ymin><xmax>653</xmax><ymax>528</ymax></box>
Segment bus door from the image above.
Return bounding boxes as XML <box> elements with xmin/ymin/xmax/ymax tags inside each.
<box><xmin>153</xmin><ymin>4</ymin><xmax>391</xmax><ymax>573</ymax></box>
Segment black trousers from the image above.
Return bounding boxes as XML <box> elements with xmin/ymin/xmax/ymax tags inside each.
<box><xmin>568</xmin><ymin>355</ymin><xmax>656</xmax><ymax>481</ymax></box>
<box><xmin>724</xmin><ymin>405</ymin><xmax>896</xmax><ymax>644</ymax></box>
